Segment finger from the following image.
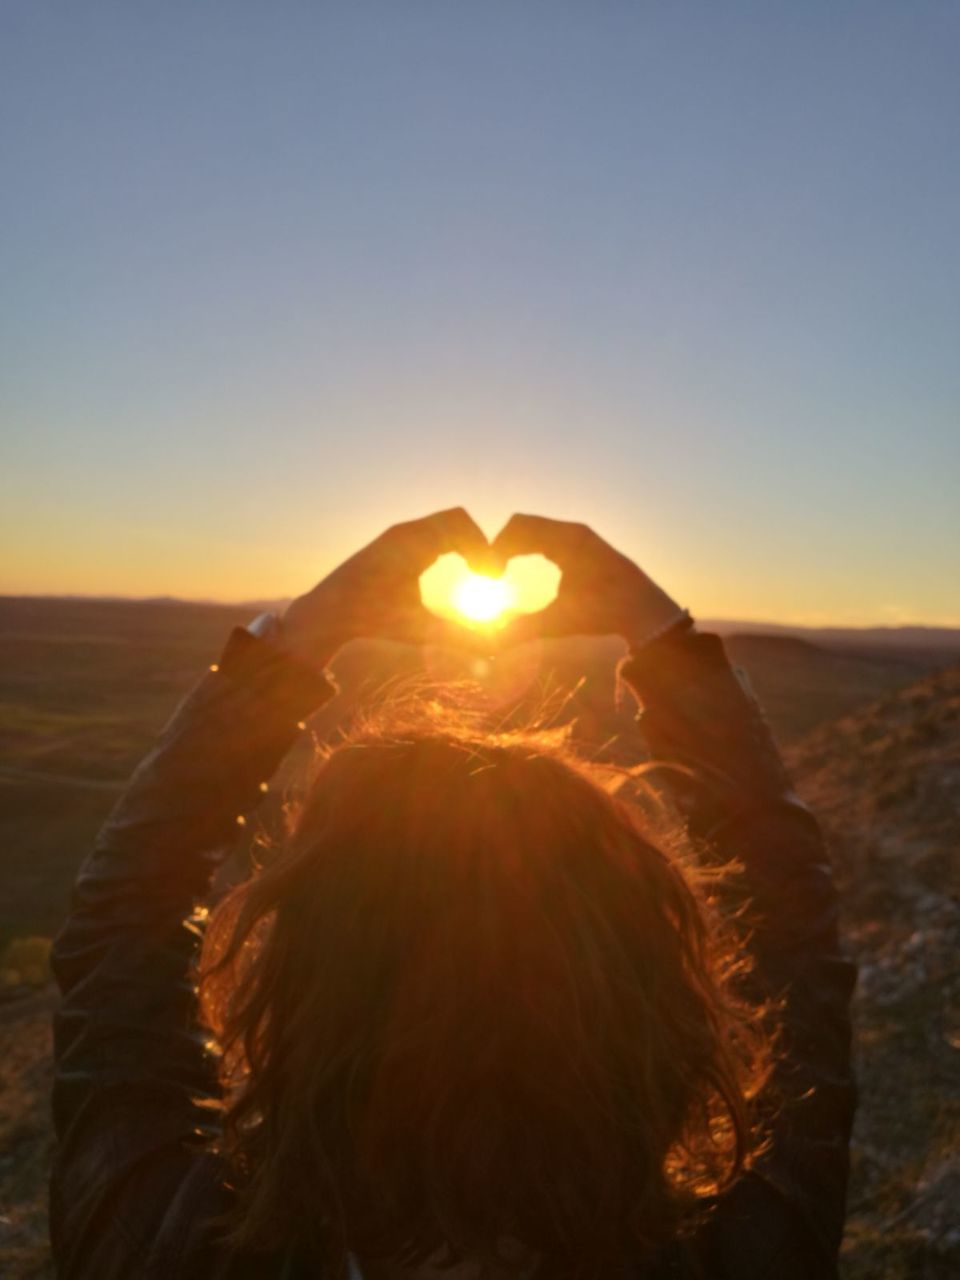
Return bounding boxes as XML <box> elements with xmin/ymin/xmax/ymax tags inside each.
<box><xmin>401</xmin><ymin>604</ymin><xmax>497</xmax><ymax>655</ymax></box>
<box><xmin>430</xmin><ymin>507</ymin><xmax>496</xmax><ymax>572</ymax></box>
<box><xmin>490</xmin><ymin>514</ymin><xmax>594</xmax><ymax>569</ymax></box>
<box><xmin>429</xmin><ymin>613</ymin><xmax>499</xmax><ymax>656</ymax></box>
<box><xmin>392</xmin><ymin>507</ymin><xmax>492</xmax><ymax>573</ymax></box>
<box><xmin>494</xmin><ymin>598</ymin><xmax>571</xmax><ymax>649</ymax></box>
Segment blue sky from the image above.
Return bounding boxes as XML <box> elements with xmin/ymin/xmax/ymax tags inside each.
<box><xmin>2</xmin><ymin>2</ymin><xmax>958</xmax><ymax>624</ymax></box>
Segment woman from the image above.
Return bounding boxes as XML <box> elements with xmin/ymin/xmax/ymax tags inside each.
<box><xmin>50</xmin><ymin>510</ymin><xmax>856</xmax><ymax>1279</ymax></box>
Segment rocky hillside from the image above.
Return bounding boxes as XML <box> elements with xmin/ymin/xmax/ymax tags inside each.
<box><xmin>787</xmin><ymin>664</ymin><xmax>960</xmax><ymax>1279</ymax></box>
<box><xmin>0</xmin><ymin>989</ymin><xmax>54</xmax><ymax>1277</ymax></box>
<box><xmin>1</xmin><ymin>663</ymin><xmax>958</xmax><ymax>1277</ymax></box>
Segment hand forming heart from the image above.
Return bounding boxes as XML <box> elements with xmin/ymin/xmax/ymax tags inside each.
<box><xmin>487</xmin><ymin>514</ymin><xmax>684</xmax><ymax>649</ymax></box>
<box><xmin>280</xmin><ymin>509</ymin><xmax>685</xmax><ymax>670</ymax></box>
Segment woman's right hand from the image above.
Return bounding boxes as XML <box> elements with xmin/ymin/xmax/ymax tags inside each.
<box><xmin>279</xmin><ymin>507</ymin><xmax>491</xmax><ymax>669</ymax></box>
<box><xmin>491</xmin><ymin>514</ymin><xmax>687</xmax><ymax>650</ymax></box>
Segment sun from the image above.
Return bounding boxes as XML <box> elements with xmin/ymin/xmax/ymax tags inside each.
<box><xmin>451</xmin><ymin>573</ymin><xmax>515</xmax><ymax>625</ymax></box>
<box><xmin>419</xmin><ymin>552</ymin><xmax>560</xmax><ymax>628</ymax></box>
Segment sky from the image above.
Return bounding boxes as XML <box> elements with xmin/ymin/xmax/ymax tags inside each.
<box><xmin>1</xmin><ymin>2</ymin><xmax>958</xmax><ymax>626</ymax></box>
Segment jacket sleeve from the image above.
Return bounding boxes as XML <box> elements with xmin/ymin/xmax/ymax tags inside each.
<box><xmin>49</xmin><ymin>626</ymin><xmax>337</xmax><ymax>1279</ymax></box>
<box><xmin>619</xmin><ymin>626</ymin><xmax>857</xmax><ymax>1278</ymax></box>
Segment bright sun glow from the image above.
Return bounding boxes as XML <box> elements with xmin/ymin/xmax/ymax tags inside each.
<box><xmin>451</xmin><ymin>573</ymin><xmax>514</xmax><ymax>624</ymax></box>
<box><xmin>420</xmin><ymin>553</ymin><xmax>561</xmax><ymax>628</ymax></box>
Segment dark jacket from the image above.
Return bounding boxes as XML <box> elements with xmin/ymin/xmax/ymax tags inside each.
<box><xmin>50</xmin><ymin>624</ymin><xmax>857</xmax><ymax>1278</ymax></box>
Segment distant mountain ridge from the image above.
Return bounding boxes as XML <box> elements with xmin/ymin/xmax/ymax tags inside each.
<box><xmin>703</xmin><ymin>618</ymin><xmax>960</xmax><ymax>656</ymax></box>
<box><xmin>4</xmin><ymin>595</ymin><xmax>960</xmax><ymax>658</ymax></box>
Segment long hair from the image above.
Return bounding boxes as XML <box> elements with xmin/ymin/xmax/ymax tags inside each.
<box><xmin>198</xmin><ymin>707</ymin><xmax>772</xmax><ymax>1279</ymax></box>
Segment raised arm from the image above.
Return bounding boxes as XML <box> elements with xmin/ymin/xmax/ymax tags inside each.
<box><xmin>492</xmin><ymin>515</ymin><xmax>857</xmax><ymax>1276</ymax></box>
<box><xmin>50</xmin><ymin>509</ymin><xmax>489</xmax><ymax>1279</ymax></box>
<box><xmin>620</xmin><ymin>626</ymin><xmax>857</xmax><ymax>1275</ymax></box>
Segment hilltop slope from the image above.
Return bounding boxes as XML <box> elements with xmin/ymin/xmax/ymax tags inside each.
<box><xmin>787</xmin><ymin>665</ymin><xmax>960</xmax><ymax>1279</ymax></box>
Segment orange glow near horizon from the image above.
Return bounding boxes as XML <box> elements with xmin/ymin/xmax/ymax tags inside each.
<box><xmin>420</xmin><ymin>553</ymin><xmax>561</xmax><ymax>629</ymax></box>
<box><xmin>4</xmin><ymin>533</ymin><xmax>959</xmax><ymax>631</ymax></box>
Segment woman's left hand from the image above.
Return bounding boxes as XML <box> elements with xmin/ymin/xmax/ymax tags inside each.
<box><xmin>279</xmin><ymin>508</ymin><xmax>491</xmax><ymax>668</ymax></box>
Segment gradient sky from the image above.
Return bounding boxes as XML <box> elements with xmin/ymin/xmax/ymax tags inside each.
<box><xmin>2</xmin><ymin>3</ymin><xmax>958</xmax><ymax>625</ymax></box>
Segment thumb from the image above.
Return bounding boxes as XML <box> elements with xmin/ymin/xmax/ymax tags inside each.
<box><xmin>494</xmin><ymin>600</ymin><xmax>568</xmax><ymax>650</ymax></box>
<box><xmin>422</xmin><ymin>611</ymin><xmax>500</xmax><ymax>655</ymax></box>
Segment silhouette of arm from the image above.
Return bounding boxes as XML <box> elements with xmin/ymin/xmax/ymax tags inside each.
<box><xmin>620</xmin><ymin>626</ymin><xmax>857</xmax><ymax>1277</ymax></box>
<box><xmin>49</xmin><ymin>628</ymin><xmax>336</xmax><ymax>1278</ymax></box>
<box><xmin>486</xmin><ymin>511</ymin><xmax>856</xmax><ymax>1273</ymax></box>
<box><xmin>47</xmin><ymin>509</ymin><xmax>486</xmax><ymax>1277</ymax></box>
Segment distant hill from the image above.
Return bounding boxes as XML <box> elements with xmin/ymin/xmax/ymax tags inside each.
<box><xmin>721</xmin><ymin>632</ymin><xmax>937</xmax><ymax>742</ymax></box>
<box><xmin>704</xmin><ymin>618</ymin><xmax>960</xmax><ymax>664</ymax></box>
<box><xmin>7</xmin><ymin>595</ymin><xmax>960</xmax><ymax>659</ymax></box>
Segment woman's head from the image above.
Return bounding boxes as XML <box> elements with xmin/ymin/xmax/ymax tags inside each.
<box><xmin>200</xmin><ymin>717</ymin><xmax>769</xmax><ymax>1279</ymax></box>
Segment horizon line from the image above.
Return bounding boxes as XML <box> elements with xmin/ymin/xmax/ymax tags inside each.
<box><xmin>3</xmin><ymin>591</ymin><xmax>959</xmax><ymax>635</ymax></box>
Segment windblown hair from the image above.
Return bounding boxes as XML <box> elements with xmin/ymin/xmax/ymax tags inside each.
<box><xmin>199</xmin><ymin>708</ymin><xmax>772</xmax><ymax>1279</ymax></box>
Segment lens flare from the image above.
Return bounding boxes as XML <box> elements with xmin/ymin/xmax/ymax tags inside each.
<box><xmin>451</xmin><ymin>573</ymin><xmax>514</xmax><ymax>624</ymax></box>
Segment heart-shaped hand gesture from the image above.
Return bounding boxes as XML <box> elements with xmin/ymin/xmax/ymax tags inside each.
<box><xmin>489</xmin><ymin>514</ymin><xmax>685</xmax><ymax>650</ymax></box>
<box><xmin>280</xmin><ymin>509</ymin><xmax>685</xmax><ymax>668</ymax></box>
<box><xmin>281</xmin><ymin>508</ymin><xmax>493</xmax><ymax>667</ymax></box>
